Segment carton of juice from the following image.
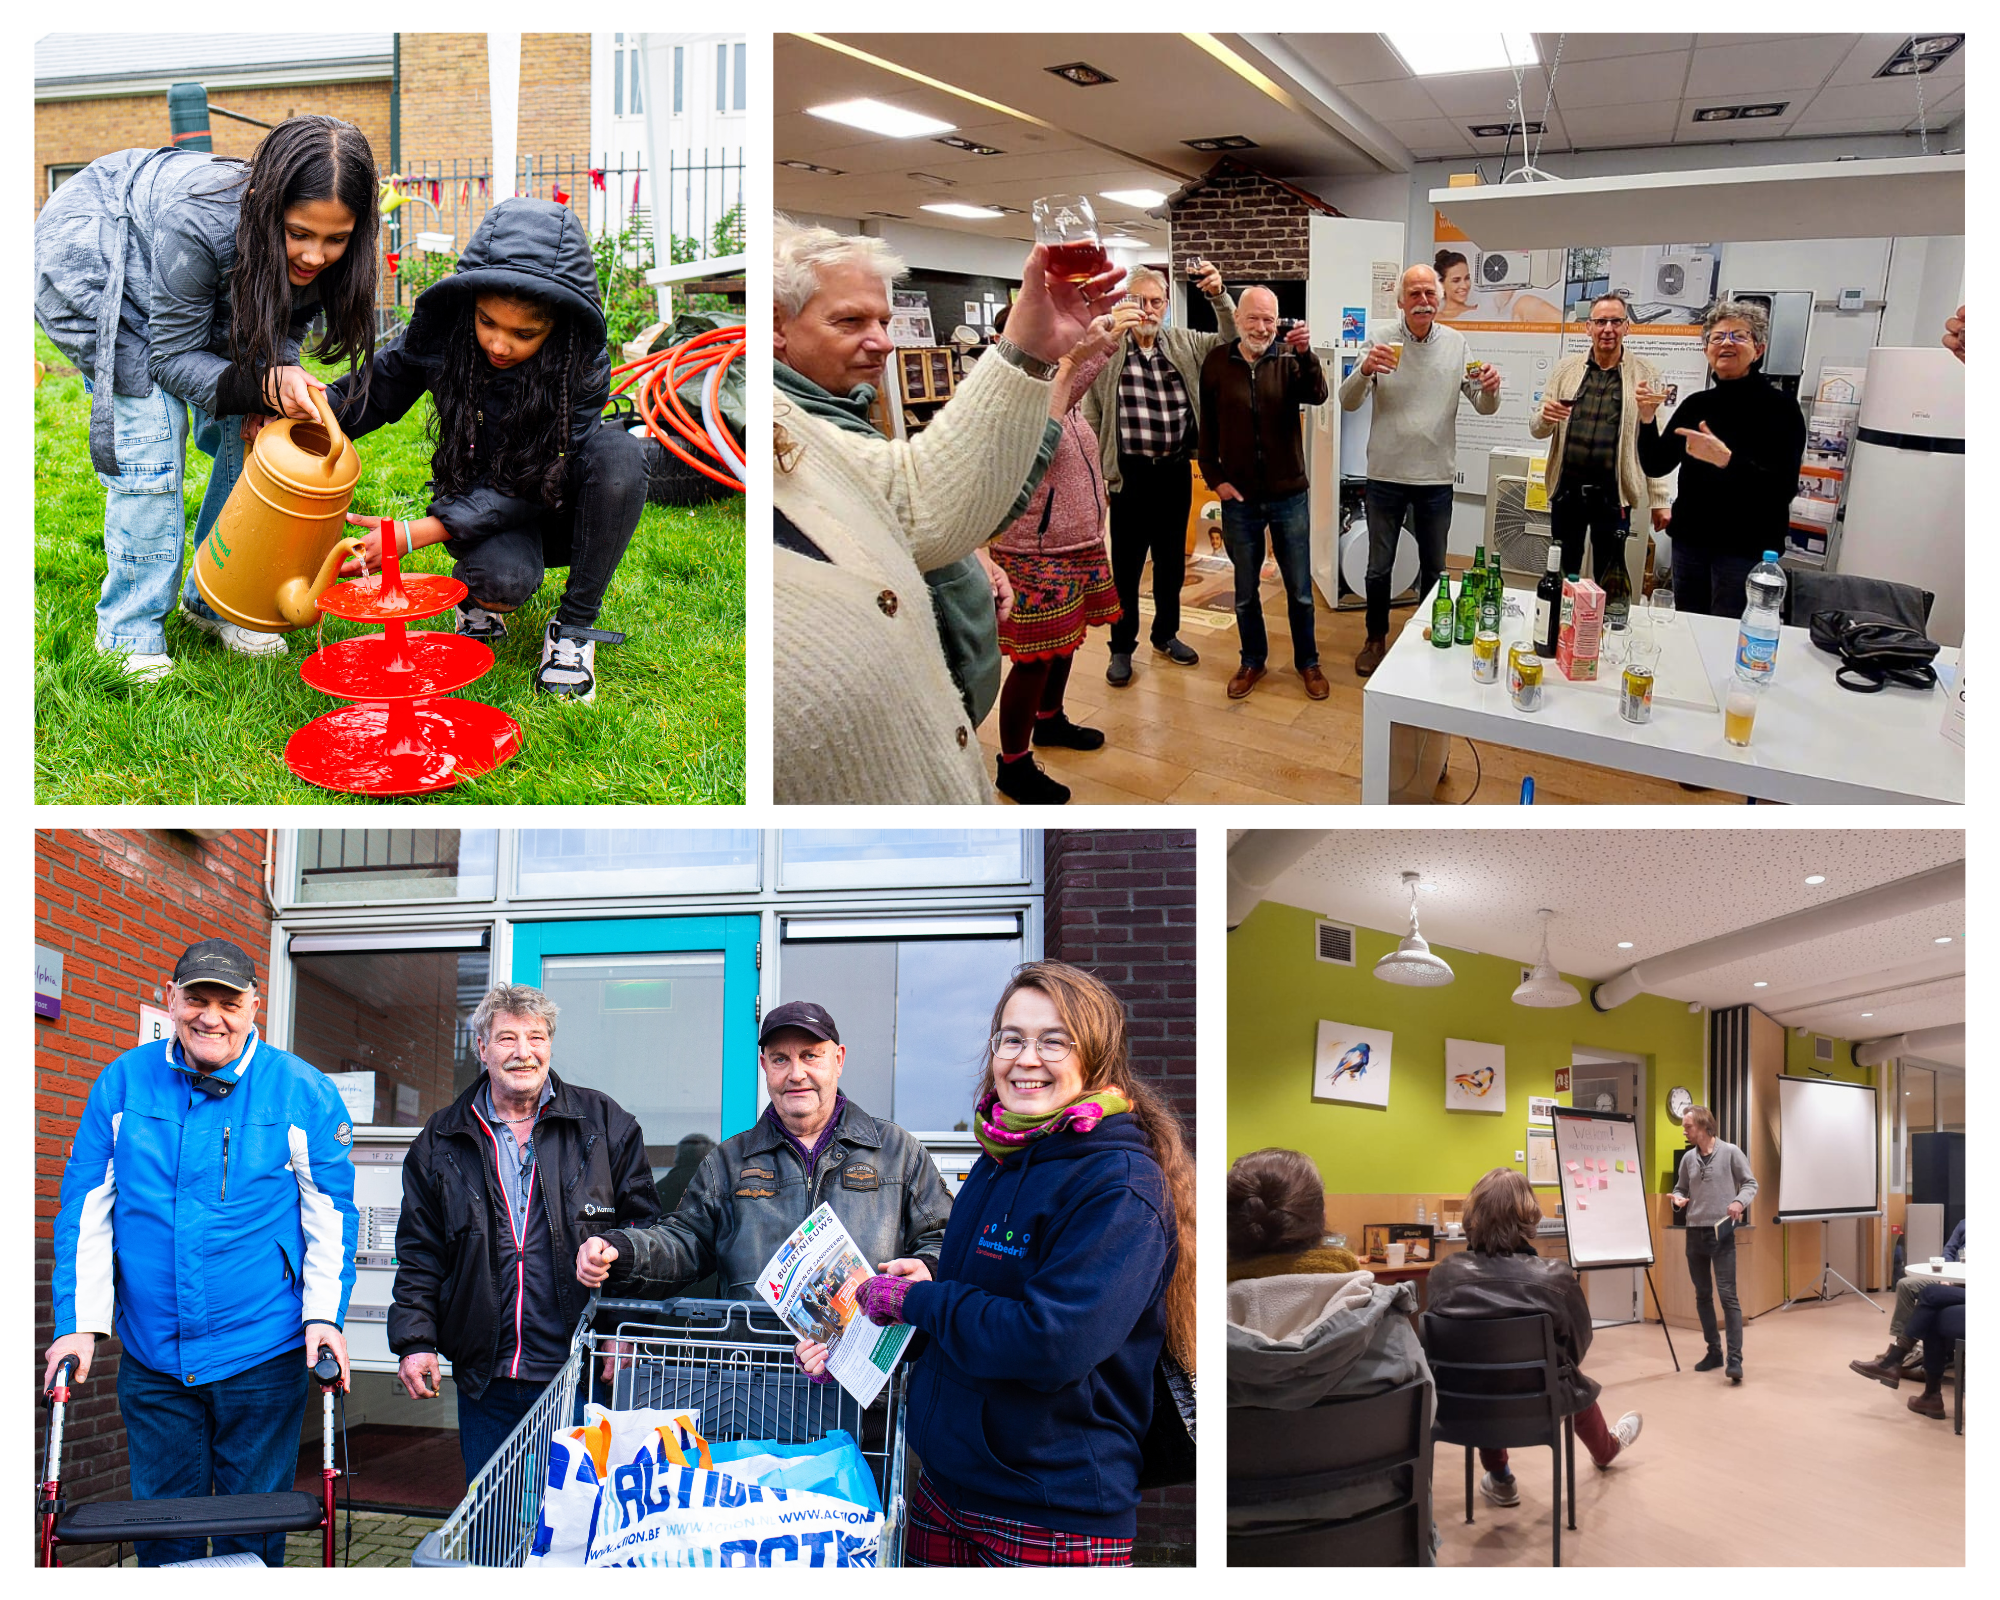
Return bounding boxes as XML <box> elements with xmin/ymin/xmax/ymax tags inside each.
<box><xmin>1558</xmin><ymin>578</ymin><xmax>1605</xmax><ymax>681</ymax></box>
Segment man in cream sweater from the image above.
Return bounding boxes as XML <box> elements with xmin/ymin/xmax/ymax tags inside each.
<box><xmin>1339</xmin><ymin>265</ymin><xmax>1502</xmax><ymax>676</ymax></box>
<box><xmin>1671</xmin><ymin>1104</ymin><xmax>1759</xmax><ymax>1384</ymax></box>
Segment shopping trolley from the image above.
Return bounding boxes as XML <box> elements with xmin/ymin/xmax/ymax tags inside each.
<box><xmin>411</xmin><ymin>1296</ymin><xmax>908</xmax><ymax>1566</ymax></box>
<box><xmin>39</xmin><ymin>1345</ymin><xmax>350</xmax><ymax>1567</ymax></box>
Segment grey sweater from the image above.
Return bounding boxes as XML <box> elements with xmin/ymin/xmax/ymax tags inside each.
<box><xmin>1337</xmin><ymin>317</ymin><xmax>1499</xmax><ymax>486</ymax></box>
<box><xmin>1674</xmin><ymin>1139</ymin><xmax>1759</xmax><ymax>1228</ymax></box>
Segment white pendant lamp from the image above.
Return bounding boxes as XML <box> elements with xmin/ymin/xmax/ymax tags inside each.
<box><xmin>1513</xmin><ymin>909</ymin><xmax>1582</xmax><ymax>1007</ymax></box>
<box><xmin>1374</xmin><ymin>872</ymin><xmax>1455</xmax><ymax>987</ymax></box>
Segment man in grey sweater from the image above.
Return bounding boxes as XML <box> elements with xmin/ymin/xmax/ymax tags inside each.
<box><xmin>1338</xmin><ymin>264</ymin><xmax>1502</xmax><ymax>676</ymax></box>
<box><xmin>1671</xmin><ymin>1104</ymin><xmax>1759</xmax><ymax>1383</ymax></box>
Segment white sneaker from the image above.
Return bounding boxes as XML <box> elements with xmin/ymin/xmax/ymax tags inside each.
<box><xmin>179</xmin><ymin>602</ymin><xmax>286</xmax><ymax>657</ymax></box>
<box><xmin>454</xmin><ymin>601</ymin><xmax>509</xmax><ymax>642</ymax></box>
<box><xmin>1602</xmin><ymin>1411</ymin><xmax>1644</xmax><ymax>1465</ymax></box>
<box><xmin>101</xmin><ymin>646</ymin><xmax>173</xmax><ymax>681</ymax></box>
<box><xmin>532</xmin><ymin>621</ymin><xmax>625</xmax><ymax>704</ymax></box>
<box><xmin>1478</xmin><ymin>1470</ymin><xmax>1520</xmax><ymax>1507</ymax></box>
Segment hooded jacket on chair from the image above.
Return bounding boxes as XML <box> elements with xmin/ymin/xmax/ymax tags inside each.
<box><xmin>324</xmin><ymin>198</ymin><xmax>610</xmax><ymax>544</ymax></box>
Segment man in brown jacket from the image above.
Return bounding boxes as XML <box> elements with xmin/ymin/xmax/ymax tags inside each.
<box><xmin>1198</xmin><ymin>286</ymin><xmax>1328</xmax><ymax>702</ymax></box>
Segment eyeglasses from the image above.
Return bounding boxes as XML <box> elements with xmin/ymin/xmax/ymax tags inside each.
<box><xmin>1705</xmin><ymin>330</ymin><xmax>1756</xmax><ymax>347</ymax></box>
<box><xmin>991</xmin><ymin>1032</ymin><xmax>1074</xmax><ymax>1063</ymax></box>
<box><xmin>1588</xmin><ymin>317</ymin><xmax>1628</xmax><ymax>328</ymax></box>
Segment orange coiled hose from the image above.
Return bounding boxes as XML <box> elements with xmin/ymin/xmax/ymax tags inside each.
<box><xmin>611</xmin><ymin>325</ymin><xmax>745</xmax><ymax>492</ymax></box>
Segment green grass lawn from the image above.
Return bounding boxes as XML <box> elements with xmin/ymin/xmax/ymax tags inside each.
<box><xmin>34</xmin><ymin>325</ymin><xmax>744</xmax><ymax>803</ymax></box>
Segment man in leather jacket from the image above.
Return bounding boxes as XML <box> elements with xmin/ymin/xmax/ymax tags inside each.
<box><xmin>576</xmin><ymin>1000</ymin><xmax>953</xmax><ymax>1301</ymax></box>
<box><xmin>388</xmin><ymin>983</ymin><xmax>658</xmax><ymax>1481</ymax></box>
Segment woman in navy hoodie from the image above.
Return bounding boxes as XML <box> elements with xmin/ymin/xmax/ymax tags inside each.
<box><xmin>808</xmin><ymin>960</ymin><xmax>1195</xmax><ymax>1565</ymax></box>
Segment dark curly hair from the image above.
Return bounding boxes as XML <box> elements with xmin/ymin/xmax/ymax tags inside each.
<box><xmin>224</xmin><ymin>115</ymin><xmax>379</xmax><ymax>410</ymax></box>
<box><xmin>428</xmin><ymin>288</ymin><xmax>591</xmax><ymax>511</ymax></box>
<box><xmin>1226</xmin><ymin>1148</ymin><xmax>1326</xmax><ymax>1257</ymax></box>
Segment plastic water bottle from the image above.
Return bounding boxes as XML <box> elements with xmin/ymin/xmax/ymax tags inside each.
<box><xmin>1735</xmin><ymin>550</ymin><xmax>1787</xmax><ymax>684</ymax></box>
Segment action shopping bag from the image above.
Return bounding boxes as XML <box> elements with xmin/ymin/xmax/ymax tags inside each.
<box><xmin>707</xmin><ymin>1429</ymin><xmax>880</xmax><ymax>1513</ymax></box>
<box><xmin>526</xmin><ymin>1405</ymin><xmax>702</xmax><ymax>1568</ymax></box>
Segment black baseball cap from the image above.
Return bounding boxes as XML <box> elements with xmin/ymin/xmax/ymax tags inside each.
<box><xmin>759</xmin><ymin>1000</ymin><xmax>839</xmax><ymax>1047</ymax></box>
<box><xmin>173</xmin><ymin>938</ymin><xmax>257</xmax><ymax>992</ymax></box>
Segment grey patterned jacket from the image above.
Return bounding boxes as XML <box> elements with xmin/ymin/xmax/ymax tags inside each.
<box><xmin>35</xmin><ymin>146</ymin><xmax>313</xmax><ymax>474</ymax></box>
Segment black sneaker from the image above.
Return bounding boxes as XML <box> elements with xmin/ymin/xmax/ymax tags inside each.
<box><xmin>1693</xmin><ymin>1349</ymin><xmax>1725</xmax><ymax>1372</ymax></box>
<box><xmin>1106</xmin><ymin>652</ymin><xmax>1134</xmax><ymax>687</ymax></box>
<box><xmin>1155</xmin><ymin>638</ymin><xmax>1200</xmax><ymax>666</ymax></box>
<box><xmin>1726</xmin><ymin>1361</ymin><xmax>1743</xmax><ymax>1385</ymax></box>
<box><xmin>1032</xmin><ymin>714</ymin><xmax>1106</xmax><ymax>751</ymax></box>
<box><xmin>533</xmin><ymin>621</ymin><xmax>627</xmax><ymax>703</ymax></box>
<box><xmin>454</xmin><ymin>601</ymin><xmax>508</xmax><ymax>642</ymax></box>
<box><xmin>994</xmin><ymin>754</ymin><xmax>1071</xmax><ymax>805</ymax></box>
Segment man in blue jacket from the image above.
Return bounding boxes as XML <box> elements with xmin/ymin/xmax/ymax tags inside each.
<box><xmin>45</xmin><ymin>937</ymin><xmax>359</xmax><ymax>1566</ymax></box>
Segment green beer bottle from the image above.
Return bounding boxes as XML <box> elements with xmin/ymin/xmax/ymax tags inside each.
<box><xmin>1480</xmin><ymin>563</ymin><xmax>1502</xmax><ymax>634</ymax></box>
<box><xmin>1455</xmin><ymin>568</ymin><xmax>1479</xmax><ymax>645</ymax></box>
<box><xmin>1469</xmin><ymin>546</ymin><xmax>1489</xmax><ymax>612</ymax></box>
<box><xmin>1431</xmin><ymin>572</ymin><xmax>1455</xmax><ymax>648</ymax></box>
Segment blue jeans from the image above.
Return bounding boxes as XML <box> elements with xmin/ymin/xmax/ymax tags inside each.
<box><xmin>1222</xmin><ymin>489</ymin><xmax>1316</xmax><ymax>670</ymax></box>
<box><xmin>181</xmin><ymin>405</ymin><xmax>250</xmax><ymax>626</ymax></box>
<box><xmin>456</xmin><ymin>1374</ymin><xmax>555</xmax><ymax>1486</ymax></box>
<box><xmin>1363</xmin><ymin>481</ymin><xmax>1455</xmax><ymax>640</ymax></box>
<box><xmin>1670</xmin><ymin>543</ymin><xmax>1758</xmax><ymax>619</ymax></box>
<box><xmin>117</xmin><ymin>1345</ymin><xmax>310</xmax><ymax>1566</ymax></box>
<box><xmin>84</xmin><ymin>379</ymin><xmax>244</xmax><ymax>650</ymax></box>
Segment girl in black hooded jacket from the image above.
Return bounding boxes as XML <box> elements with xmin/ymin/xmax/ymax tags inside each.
<box><xmin>325</xmin><ymin>199</ymin><xmax>645</xmax><ymax>701</ymax></box>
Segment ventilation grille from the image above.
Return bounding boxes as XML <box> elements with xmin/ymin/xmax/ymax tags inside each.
<box><xmin>1315</xmin><ymin>920</ymin><xmax>1356</xmax><ymax>966</ymax></box>
<box><xmin>1815</xmin><ymin>1035</ymin><xmax>1835</xmax><ymax>1062</ymax></box>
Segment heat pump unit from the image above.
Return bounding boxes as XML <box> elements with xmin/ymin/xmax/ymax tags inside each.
<box><xmin>1653</xmin><ymin>248</ymin><xmax>1718</xmax><ymax>309</ymax></box>
<box><xmin>1483</xmin><ymin>448</ymin><xmax>1551</xmax><ymax>585</ymax></box>
<box><xmin>1475</xmin><ymin>247</ymin><xmax>1560</xmax><ymax>292</ymax></box>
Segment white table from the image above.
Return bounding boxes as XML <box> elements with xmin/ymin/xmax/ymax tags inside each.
<box><xmin>1905</xmin><ymin>1261</ymin><xmax>1969</xmax><ymax>1284</ymax></box>
<box><xmin>1360</xmin><ymin>585</ymin><xmax>1963</xmax><ymax>804</ymax></box>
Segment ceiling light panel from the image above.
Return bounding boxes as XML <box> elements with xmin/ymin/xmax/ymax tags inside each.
<box><xmin>1387</xmin><ymin>33</ymin><xmax>1539</xmax><ymax>77</ymax></box>
<box><xmin>807</xmin><ymin>99</ymin><xmax>956</xmax><ymax>138</ymax></box>
<box><xmin>920</xmin><ymin>202</ymin><xmax>1006</xmax><ymax>219</ymax></box>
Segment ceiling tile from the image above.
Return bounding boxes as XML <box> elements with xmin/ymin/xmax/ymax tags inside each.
<box><xmin>1557</xmin><ymin>102</ymin><xmax>1684</xmax><ymax>147</ymax></box>
<box><xmin>1276</xmin><ymin>32</ymin><xmax>1414</xmax><ymax>86</ymax></box>
<box><xmin>1422</xmin><ymin>66</ymin><xmax>1554</xmax><ymax>117</ymax></box>
<box><xmin>1345</xmin><ymin>76</ymin><xmax>1444</xmax><ymax>121</ymax></box>
<box><xmin>1379</xmin><ymin>117</ymin><xmax>1477</xmax><ymax>157</ymax></box>
<box><xmin>1552</xmin><ymin>54</ymin><xmax>1691</xmax><ymax>109</ymax></box>
<box><xmin>1824</xmin><ymin>32</ymin><xmax>1966</xmax><ymax>87</ymax></box>
<box><xmin>1685</xmin><ymin>36</ymin><xmax>1858</xmax><ymax>97</ymax></box>
<box><xmin>1797</xmin><ymin>76</ymin><xmax>1964</xmax><ymax>121</ymax></box>
<box><xmin>1537</xmin><ymin>33</ymin><xmax>1695</xmax><ymax>63</ymax></box>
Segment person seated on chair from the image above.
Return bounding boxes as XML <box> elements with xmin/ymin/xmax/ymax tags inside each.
<box><xmin>1425</xmin><ymin>1168</ymin><xmax>1642</xmax><ymax>1509</ymax></box>
<box><xmin>326</xmin><ymin>199</ymin><xmax>647</xmax><ymax>703</ymax></box>
<box><xmin>1851</xmin><ymin>1218</ymin><xmax>1965</xmax><ymax>1388</ymax></box>
<box><xmin>1900</xmin><ymin>1280</ymin><xmax>1967</xmax><ymax>1421</ymax></box>
<box><xmin>1227</xmin><ymin>1147</ymin><xmax>1361</xmax><ymax>1280</ymax></box>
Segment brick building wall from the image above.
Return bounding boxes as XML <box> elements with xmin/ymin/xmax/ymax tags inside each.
<box><xmin>34</xmin><ymin>83</ymin><xmax>392</xmax><ymax>212</ymax></box>
<box><xmin>34</xmin><ymin>829</ymin><xmax>274</xmax><ymax>1563</ymax></box>
<box><xmin>1168</xmin><ymin>161</ymin><xmax>1341</xmax><ymax>282</ymax></box>
<box><xmin>1040</xmin><ymin>829</ymin><xmax>1196</xmax><ymax>1564</ymax></box>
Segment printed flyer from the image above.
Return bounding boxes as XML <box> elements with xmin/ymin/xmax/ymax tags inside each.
<box><xmin>755</xmin><ymin>1203</ymin><xmax>911</xmax><ymax>1406</ymax></box>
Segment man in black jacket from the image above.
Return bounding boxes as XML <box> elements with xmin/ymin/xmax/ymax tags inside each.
<box><xmin>575</xmin><ymin>1000</ymin><xmax>953</xmax><ymax>1302</ymax></box>
<box><xmin>1198</xmin><ymin>287</ymin><xmax>1329</xmax><ymax>704</ymax></box>
<box><xmin>388</xmin><ymin>982</ymin><xmax>658</xmax><ymax>1482</ymax></box>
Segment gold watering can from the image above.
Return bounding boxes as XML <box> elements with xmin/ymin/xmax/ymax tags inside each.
<box><xmin>194</xmin><ymin>387</ymin><xmax>365</xmax><ymax>632</ymax></box>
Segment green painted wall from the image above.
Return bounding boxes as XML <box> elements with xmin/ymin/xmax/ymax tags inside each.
<box><xmin>1230</xmin><ymin>900</ymin><xmax>1707</xmax><ymax>1195</ymax></box>
<box><xmin>1785</xmin><ymin>1027</ymin><xmax>1872</xmax><ymax>1088</ymax></box>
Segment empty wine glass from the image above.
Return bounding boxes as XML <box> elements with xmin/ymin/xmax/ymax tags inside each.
<box><xmin>1649</xmin><ymin>586</ymin><xmax>1676</xmax><ymax>629</ymax></box>
<box><xmin>1032</xmin><ymin>194</ymin><xmax>1106</xmax><ymax>285</ymax></box>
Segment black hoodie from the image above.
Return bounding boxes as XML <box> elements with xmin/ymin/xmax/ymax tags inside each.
<box><xmin>325</xmin><ymin>198</ymin><xmax>611</xmax><ymax>543</ymax></box>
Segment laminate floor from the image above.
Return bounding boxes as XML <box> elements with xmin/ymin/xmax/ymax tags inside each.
<box><xmin>982</xmin><ymin>569</ymin><xmax>1748</xmax><ymax>806</ymax></box>
<box><xmin>1432</xmin><ymin>1296</ymin><xmax>1962</xmax><ymax>1566</ymax></box>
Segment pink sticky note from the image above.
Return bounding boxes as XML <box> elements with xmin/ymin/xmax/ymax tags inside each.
<box><xmin>1598</xmin><ymin>1159</ymin><xmax>1610</xmax><ymax>1172</ymax></box>
<box><xmin>1598</xmin><ymin>1175</ymin><xmax>1610</xmax><ymax>1189</ymax></box>
<box><xmin>1566</xmin><ymin>1161</ymin><xmax>1580</xmax><ymax>1173</ymax></box>
<box><xmin>1576</xmin><ymin>1199</ymin><xmax>1588</xmax><ymax>1209</ymax></box>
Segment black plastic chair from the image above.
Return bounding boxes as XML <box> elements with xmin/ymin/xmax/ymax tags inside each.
<box><xmin>1786</xmin><ymin>569</ymin><xmax>1935</xmax><ymax>635</ymax></box>
<box><xmin>1421</xmin><ymin>1311</ymin><xmax>1575</xmax><ymax>1567</ymax></box>
<box><xmin>1227</xmin><ymin>1375</ymin><xmax>1434</xmax><ymax>1566</ymax></box>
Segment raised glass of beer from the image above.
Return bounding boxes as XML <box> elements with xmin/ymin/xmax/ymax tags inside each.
<box><xmin>1032</xmin><ymin>194</ymin><xmax>1108</xmax><ymax>284</ymax></box>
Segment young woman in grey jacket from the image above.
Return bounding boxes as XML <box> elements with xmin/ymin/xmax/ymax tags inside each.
<box><xmin>36</xmin><ymin>117</ymin><xmax>380</xmax><ymax>677</ymax></box>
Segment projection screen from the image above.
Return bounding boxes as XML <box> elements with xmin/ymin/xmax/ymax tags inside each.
<box><xmin>1775</xmin><ymin>1074</ymin><xmax>1881</xmax><ymax>1222</ymax></box>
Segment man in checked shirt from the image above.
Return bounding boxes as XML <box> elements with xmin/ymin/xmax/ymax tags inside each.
<box><xmin>1081</xmin><ymin>259</ymin><xmax>1238</xmax><ymax>687</ymax></box>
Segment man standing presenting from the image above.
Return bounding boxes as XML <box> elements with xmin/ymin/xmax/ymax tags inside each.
<box><xmin>1529</xmin><ymin>293</ymin><xmax>1672</xmax><ymax>587</ymax></box>
<box><xmin>1198</xmin><ymin>288</ymin><xmax>1329</xmax><ymax>700</ymax></box>
<box><xmin>1340</xmin><ymin>264</ymin><xmax>1502</xmax><ymax>676</ymax></box>
<box><xmin>1671</xmin><ymin>1105</ymin><xmax>1758</xmax><ymax>1384</ymax></box>
<box><xmin>46</xmin><ymin>938</ymin><xmax>357</xmax><ymax>1567</ymax></box>
<box><xmin>1081</xmin><ymin>260</ymin><xmax>1237</xmax><ymax>688</ymax></box>
<box><xmin>577</xmin><ymin>1001</ymin><xmax>953</xmax><ymax>1301</ymax></box>
<box><xmin>390</xmin><ymin>983</ymin><xmax>658</xmax><ymax>1482</ymax></box>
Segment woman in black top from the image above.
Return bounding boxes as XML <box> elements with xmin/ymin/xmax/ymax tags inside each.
<box><xmin>1636</xmin><ymin>300</ymin><xmax>1806</xmax><ymax>616</ymax></box>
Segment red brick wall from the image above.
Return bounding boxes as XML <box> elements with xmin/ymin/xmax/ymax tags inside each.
<box><xmin>33</xmin><ymin>829</ymin><xmax>274</xmax><ymax>1560</ymax></box>
<box><xmin>1169</xmin><ymin>164</ymin><xmax>1338</xmax><ymax>281</ymax></box>
<box><xmin>1040</xmin><ymin>829</ymin><xmax>1196</xmax><ymax>1563</ymax></box>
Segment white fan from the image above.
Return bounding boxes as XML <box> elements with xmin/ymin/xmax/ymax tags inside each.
<box><xmin>1487</xmin><ymin>475</ymin><xmax>1553</xmax><ymax>586</ymax></box>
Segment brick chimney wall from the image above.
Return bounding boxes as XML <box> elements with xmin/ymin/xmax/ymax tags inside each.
<box><xmin>1168</xmin><ymin>167</ymin><xmax>1334</xmax><ymax>281</ymax></box>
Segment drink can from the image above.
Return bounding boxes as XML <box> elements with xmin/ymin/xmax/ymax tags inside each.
<box><xmin>1467</xmin><ymin>359</ymin><xmax>1483</xmax><ymax>378</ymax></box>
<box><xmin>1472</xmin><ymin>630</ymin><xmax>1501</xmax><ymax>682</ymax></box>
<box><xmin>1509</xmin><ymin>644</ymin><xmax>1543</xmax><ymax>710</ymax></box>
<box><xmin>1620</xmin><ymin>664</ymin><xmax>1655</xmax><ymax>723</ymax></box>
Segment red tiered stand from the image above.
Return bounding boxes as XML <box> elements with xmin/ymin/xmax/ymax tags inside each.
<box><xmin>284</xmin><ymin>522</ymin><xmax>522</xmax><ymax>794</ymax></box>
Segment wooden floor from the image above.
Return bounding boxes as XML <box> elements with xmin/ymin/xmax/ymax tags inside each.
<box><xmin>982</xmin><ymin>564</ymin><xmax>1748</xmax><ymax>805</ymax></box>
<box><xmin>1433</xmin><ymin>1296</ymin><xmax>1963</xmax><ymax>1566</ymax></box>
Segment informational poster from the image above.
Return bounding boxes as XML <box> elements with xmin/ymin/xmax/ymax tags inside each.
<box><xmin>1313</xmin><ymin>1019</ymin><xmax>1394</xmax><ymax>1108</ymax></box>
<box><xmin>1527</xmin><ymin>1125</ymin><xmax>1559</xmax><ymax>1186</ymax></box>
<box><xmin>889</xmin><ymin>289</ymin><xmax>934</xmax><ymax>348</ymax></box>
<box><xmin>1444</xmin><ymin>1038</ymin><xmax>1506</xmax><ymax>1113</ymax></box>
<box><xmin>1789</xmin><ymin>365</ymin><xmax>1868</xmax><ymax>562</ymax></box>
<box><xmin>1342</xmin><ymin>306</ymin><xmax>1366</xmax><ymax>344</ymax></box>
<box><xmin>1370</xmin><ymin>261</ymin><xmax>1400</xmax><ymax>320</ymax></box>
<box><xmin>1548</xmin><ymin>1108</ymin><xmax>1656</xmax><ymax>1271</ymax></box>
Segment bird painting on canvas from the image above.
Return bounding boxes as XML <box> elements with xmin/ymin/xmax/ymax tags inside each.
<box><xmin>1452</xmin><ymin>1065</ymin><xmax>1497</xmax><ymax>1098</ymax></box>
<box><xmin>1328</xmin><ymin>1042</ymin><xmax>1371</xmax><ymax>1085</ymax></box>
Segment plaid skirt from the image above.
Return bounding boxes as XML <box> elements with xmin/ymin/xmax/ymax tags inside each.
<box><xmin>991</xmin><ymin>546</ymin><xmax>1121</xmax><ymax>662</ymax></box>
<box><xmin>903</xmin><ymin>1469</ymin><xmax>1134</xmax><ymax>1567</ymax></box>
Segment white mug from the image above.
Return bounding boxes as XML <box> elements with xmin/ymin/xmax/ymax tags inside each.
<box><xmin>1385</xmin><ymin>1241</ymin><xmax>1408</xmax><ymax>1269</ymax></box>
<box><xmin>1930</xmin><ymin>1257</ymin><xmax>1947</xmax><ymax>1268</ymax></box>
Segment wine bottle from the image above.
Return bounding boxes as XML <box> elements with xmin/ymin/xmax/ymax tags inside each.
<box><xmin>1533</xmin><ymin>545</ymin><xmax>1563</xmax><ymax>659</ymax></box>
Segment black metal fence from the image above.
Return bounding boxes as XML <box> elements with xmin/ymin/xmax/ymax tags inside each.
<box><xmin>380</xmin><ymin>148</ymin><xmax>744</xmax><ymax>314</ymax></box>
